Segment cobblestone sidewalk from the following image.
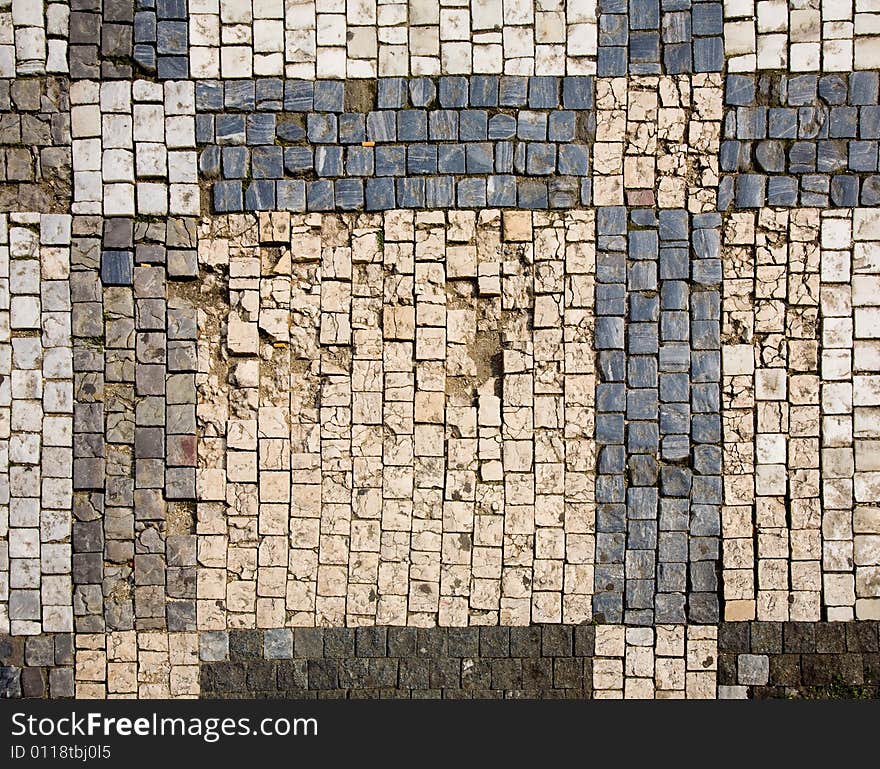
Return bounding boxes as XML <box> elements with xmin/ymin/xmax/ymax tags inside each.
<box><xmin>1</xmin><ymin>0</ymin><xmax>879</xmax><ymax>700</ymax></box>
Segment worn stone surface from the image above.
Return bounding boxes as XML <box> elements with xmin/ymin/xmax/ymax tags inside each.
<box><xmin>3</xmin><ymin>1</ymin><xmax>880</xmax><ymax>703</ymax></box>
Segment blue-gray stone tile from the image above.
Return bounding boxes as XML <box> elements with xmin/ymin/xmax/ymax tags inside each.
<box><xmin>409</xmin><ymin>77</ymin><xmax>436</xmax><ymax>108</ymax></box>
<box><xmin>377</xmin><ymin>77</ymin><xmax>407</xmax><ymax>109</ymax></box>
<box><xmin>830</xmin><ymin>106</ymin><xmax>859</xmax><ymax>138</ymax></box>
<box><xmin>216</xmin><ymin>114</ymin><xmax>245</xmax><ymax>145</ymax></box>
<box><xmin>466</xmin><ymin>143</ymin><xmax>493</xmax><ymax>174</ymax></box>
<box><xmin>831</xmin><ymin>175</ymin><xmax>859</xmax><ymax>206</ymax></box>
<box><xmin>469</xmin><ymin>75</ymin><xmax>499</xmax><ymax>107</ymax></box>
<box><xmin>662</xmin><ymin>11</ymin><xmax>691</xmax><ymax>43</ymax></box>
<box><xmin>457</xmin><ymin>178</ymin><xmax>486</xmax><ymax>207</ymax></box>
<box><xmin>517</xmin><ymin>111</ymin><xmax>547</xmax><ymax>141</ymax></box>
<box><xmin>158</xmin><ymin>56</ymin><xmax>188</xmax><ymax>79</ymax></box>
<box><xmin>375</xmin><ymin>145</ymin><xmax>405</xmax><ymax>176</ymax></box>
<box><xmin>335</xmin><ymin>179</ymin><xmax>364</xmax><ymax>210</ymax></box>
<box><xmin>863</xmin><ymin>176</ymin><xmax>880</xmax><ymax>204</ymax></box>
<box><xmin>397</xmin><ymin>110</ymin><xmax>428</xmax><ymax>141</ymax></box>
<box><xmin>366</xmin><ymin>177</ymin><xmax>395</xmax><ymax>210</ymax></box>
<box><xmin>439</xmin><ymin>76</ymin><xmax>468</xmax><ymax>108</ymax></box>
<box><xmin>157</xmin><ymin>0</ymin><xmax>186</xmax><ymax>19</ymax></box>
<box><xmin>247</xmin><ymin>112</ymin><xmax>275</xmax><ymax>144</ymax></box>
<box><xmin>549</xmin><ymin>178</ymin><xmax>578</xmax><ymax>208</ymax></box>
<box><xmin>276</xmin><ymin>115</ymin><xmax>306</xmax><ymax>141</ymax></box>
<box><xmin>135</xmin><ymin>11</ymin><xmax>157</xmax><ymax>43</ymax></box>
<box><xmin>488</xmin><ymin>113</ymin><xmax>516</xmax><ymax>140</ymax></box>
<box><xmin>213</xmin><ymin>180</ymin><xmax>242</xmax><ymax>212</ymax></box>
<box><xmin>767</xmin><ymin>176</ymin><xmax>798</xmax><ymax>206</ymax></box>
<box><xmin>277</xmin><ymin>180</ymin><xmax>306</xmax><ymax>211</ymax></box>
<box><xmin>102</xmin><ymin>250</ymin><xmax>133</xmax><ymax>286</ymax></box>
<box><xmin>284</xmin><ymin>146</ymin><xmax>313</xmax><ymax>173</ymax></box>
<box><xmin>199</xmin><ymin>146</ymin><xmax>220</xmax><ymax>177</ymax></box>
<box><xmin>366</xmin><ymin>111</ymin><xmax>396</xmax><ymax>142</ymax></box>
<box><xmin>630</xmin><ymin>31</ymin><xmax>660</xmax><ymax>63</ymax></box>
<box><xmin>315</xmin><ymin>146</ymin><xmax>343</xmax><ymax>176</ymax></box>
<box><xmin>284</xmin><ymin>81</ymin><xmax>313</xmax><ymax>111</ymax></box>
<box><xmin>631</xmin><ymin>0</ymin><xmax>660</xmax><ymax>29</ymax></box>
<box><xmin>693</xmin><ymin>36</ymin><xmax>724</xmax><ymax>72</ymax></box>
<box><xmin>692</xmin><ymin>3</ymin><xmax>723</xmax><ymax>36</ymax></box>
<box><xmin>562</xmin><ymin>76</ymin><xmax>593</xmax><ymax>110</ymax></box>
<box><xmin>195</xmin><ymin>114</ymin><xmax>214</xmax><ymax>143</ymax></box>
<box><xmin>313</xmin><ymin>80</ymin><xmax>344</xmax><ymax>112</ymax></box>
<box><xmin>487</xmin><ymin>175</ymin><xmax>516</xmax><ymax>207</ymax></box>
<box><xmin>851</xmin><ymin>71</ymin><xmax>879</xmax><ymax>104</ymax></box>
<box><xmin>226</xmin><ymin>81</ymin><xmax>255</xmax><ymax>110</ymax></box>
<box><xmin>789</xmin><ymin>141</ymin><xmax>816</xmax><ymax>172</ymax></box>
<box><xmin>397</xmin><ymin>177</ymin><xmax>425</xmax><ymax>207</ymax></box>
<box><xmin>339</xmin><ymin>113</ymin><xmax>366</xmax><ymax>143</ymax></box>
<box><xmin>629</xmin><ymin>294</ymin><xmax>659</xmax><ymax>323</ymax></box>
<box><xmin>734</xmin><ymin>174</ymin><xmax>766</xmax><ymax>207</ymax></box>
<box><xmin>245</xmin><ymin>180</ymin><xmax>275</xmax><ymax>210</ymax></box>
<box><xmin>499</xmin><ymin>76</ymin><xmax>528</xmax><ymax>107</ymax></box>
<box><xmin>156</xmin><ymin>20</ymin><xmax>187</xmax><ymax>55</ymax></box>
<box><xmin>256</xmin><ymin>79</ymin><xmax>283</xmax><ymax>110</ymax></box>
<box><xmin>818</xmin><ymin>141</ymin><xmax>848</xmax><ymax>173</ymax></box>
<box><xmin>787</xmin><ymin>74</ymin><xmax>818</xmax><ymax>106</ymax></box>
<box><xmin>460</xmin><ymin>109</ymin><xmax>488</xmax><ymax>141</ymax></box>
<box><xmin>252</xmin><ymin>146</ymin><xmax>283</xmax><ymax>178</ymax></box>
<box><xmin>600</xmin><ymin>14</ymin><xmax>629</xmax><ymax>47</ymax></box>
<box><xmin>221</xmin><ymin>147</ymin><xmax>249</xmax><ymax>179</ymax></box>
<box><xmin>407</xmin><ymin>144</ymin><xmax>437</xmax><ymax>174</ymax></box>
<box><xmin>598</xmin><ymin>46</ymin><xmax>627</xmax><ymax>76</ymax></box>
<box><xmin>438</xmin><ymin>145</ymin><xmax>466</xmax><ymax>174</ymax></box>
<box><xmin>517</xmin><ymin>179</ymin><xmax>548</xmax><ymax>209</ymax></box>
<box><xmin>548</xmin><ymin>111</ymin><xmax>576</xmax><ymax>142</ymax></box>
<box><xmin>345</xmin><ymin>146</ymin><xmax>374</xmax><ymax>176</ymax></box>
<box><xmin>425</xmin><ymin>176</ymin><xmax>454</xmax><ymax>208</ymax></box>
<box><xmin>799</xmin><ymin>106</ymin><xmax>827</xmax><ymax>139</ymax></box>
<box><xmin>768</xmin><ymin>107</ymin><xmax>798</xmax><ymax>139</ymax></box>
<box><xmin>307</xmin><ymin>113</ymin><xmax>337</xmax><ymax>143</ymax></box>
<box><xmin>819</xmin><ymin>74</ymin><xmax>848</xmax><ymax>105</ymax></box>
<box><xmin>526</xmin><ymin>143</ymin><xmax>556</xmax><ymax>175</ymax></box>
<box><xmin>528</xmin><ymin>76</ymin><xmax>559</xmax><ymax>108</ymax></box>
<box><xmin>664</xmin><ymin>43</ymin><xmax>692</xmax><ymax>74</ymax></box>
<box><xmin>307</xmin><ymin>180</ymin><xmax>334</xmax><ymax>210</ymax></box>
<box><xmin>755</xmin><ymin>140</ymin><xmax>785</xmax><ymax>172</ymax></box>
<box><xmin>429</xmin><ymin>110</ymin><xmax>458</xmax><ymax>140</ymax></box>
<box><xmin>196</xmin><ymin>81</ymin><xmax>223</xmax><ymax>111</ymax></box>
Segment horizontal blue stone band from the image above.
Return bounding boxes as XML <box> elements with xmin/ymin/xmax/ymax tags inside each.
<box><xmin>193</xmin><ymin>76</ymin><xmax>596</xmax><ymax>212</ymax></box>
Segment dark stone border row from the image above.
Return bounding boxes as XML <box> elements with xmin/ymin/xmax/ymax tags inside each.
<box><xmin>4</xmin><ymin>623</ymin><xmax>879</xmax><ymax>698</ymax></box>
<box><xmin>199</xmin><ymin>626</ymin><xmax>596</xmax><ymax>700</ymax></box>
<box><xmin>718</xmin><ymin>621</ymin><xmax>880</xmax><ymax>699</ymax></box>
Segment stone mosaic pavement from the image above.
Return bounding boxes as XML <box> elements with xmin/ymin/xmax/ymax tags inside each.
<box><xmin>1</xmin><ymin>0</ymin><xmax>880</xmax><ymax>700</ymax></box>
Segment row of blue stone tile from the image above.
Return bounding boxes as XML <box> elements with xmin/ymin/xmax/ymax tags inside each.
<box><xmin>720</xmin><ymin>173</ymin><xmax>880</xmax><ymax>209</ymax></box>
<box><xmin>212</xmin><ymin>176</ymin><xmax>592</xmax><ymax>213</ymax></box>
<box><xmin>726</xmin><ymin>106</ymin><xmax>880</xmax><ymax>141</ymax></box>
<box><xmin>194</xmin><ymin>76</ymin><xmax>595</xmax><ymax>114</ymax></box>
<box><xmin>199</xmin><ymin>142</ymin><xmax>590</xmax><ymax>179</ymax></box>
<box><xmin>197</xmin><ymin>109</ymin><xmax>590</xmax><ymax>146</ymax></box>
<box><xmin>722</xmin><ymin>139</ymin><xmax>880</xmax><ymax>174</ymax></box>
<box><xmin>726</xmin><ymin>73</ymin><xmax>880</xmax><ymax>108</ymax></box>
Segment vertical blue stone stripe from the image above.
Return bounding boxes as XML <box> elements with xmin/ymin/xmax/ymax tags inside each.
<box><xmin>593</xmin><ymin>206</ymin><xmax>628</xmax><ymax>623</ymax></box>
<box><xmin>688</xmin><ymin>214</ymin><xmax>723</xmax><ymax>624</ymax></box>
